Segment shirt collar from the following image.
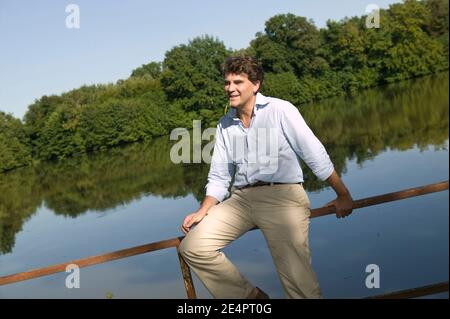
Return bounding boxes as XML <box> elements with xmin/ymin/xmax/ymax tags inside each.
<box><xmin>255</xmin><ymin>92</ymin><xmax>270</xmax><ymax>107</ymax></box>
<box><xmin>226</xmin><ymin>92</ymin><xmax>270</xmax><ymax>120</ymax></box>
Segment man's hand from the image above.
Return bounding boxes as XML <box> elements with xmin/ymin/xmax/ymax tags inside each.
<box><xmin>181</xmin><ymin>195</ymin><xmax>218</xmax><ymax>234</ymax></box>
<box><xmin>325</xmin><ymin>170</ymin><xmax>353</xmax><ymax>218</ymax></box>
<box><xmin>325</xmin><ymin>193</ymin><xmax>353</xmax><ymax>218</ymax></box>
<box><xmin>181</xmin><ymin>210</ymin><xmax>207</xmax><ymax>234</ymax></box>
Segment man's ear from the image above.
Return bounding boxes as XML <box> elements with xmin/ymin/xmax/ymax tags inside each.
<box><xmin>253</xmin><ymin>81</ymin><xmax>261</xmax><ymax>95</ymax></box>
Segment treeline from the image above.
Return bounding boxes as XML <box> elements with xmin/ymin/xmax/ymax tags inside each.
<box><xmin>0</xmin><ymin>0</ymin><xmax>448</xmax><ymax>173</ymax></box>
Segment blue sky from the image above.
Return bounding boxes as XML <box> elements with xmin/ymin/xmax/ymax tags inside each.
<box><xmin>0</xmin><ymin>0</ymin><xmax>401</xmax><ymax>119</ymax></box>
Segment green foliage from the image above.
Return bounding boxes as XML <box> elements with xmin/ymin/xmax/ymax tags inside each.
<box><xmin>131</xmin><ymin>61</ymin><xmax>162</xmax><ymax>79</ymax></box>
<box><xmin>262</xmin><ymin>72</ymin><xmax>305</xmax><ymax>105</ymax></box>
<box><xmin>425</xmin><ymin>0</ymin><xmax>449</xmax><ymax>55</ymax></box>
<box><xmin>24</xmin><ymin>77</ymin><xmax>170</xmax><ymax>161</ymax></box>
<box><xmin>0</xmin><ymin>112</ymin><xmax>32</xmax><ymax>172</ymax></box>
<box><xmin>380</xmin><ymin>0</ymin><xmax>448</xmax><ymax>82</ymax></box>
<box><xmin>254</xmin><ymin>0</ymin><xmax>448</xmax><ymax>96</ymax></box>
<box><xmin>251</xmin><ymin>14</ymin><xmax>328</xmax><ymax>77</ymax></box>
<box><xmin>322</xmin><ymin>17</ymin><xmax>368</xmax><ymax>72</ymax></box>
<box><xmin>161</xmin><ymin>35</ymin><xmax>230</xmax><ymax>113</ymax></box>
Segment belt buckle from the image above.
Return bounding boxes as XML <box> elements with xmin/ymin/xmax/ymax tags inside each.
<box><xmin>255</xmin><ymin>181</ymin><xmax>270</xmax><ymax>187</ymax></box>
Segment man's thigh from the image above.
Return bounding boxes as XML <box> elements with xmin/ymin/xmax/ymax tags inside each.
<box><xmin>182</xmin><ymin>197</ymin><xmax>255</xmax><ymax>252</ymax></box>
<box><xmin>250</xmin><ymin>184</ymin><xmax>311</xmax><ymax>246</ymax></box>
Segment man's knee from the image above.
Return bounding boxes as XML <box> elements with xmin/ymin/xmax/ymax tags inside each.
<box><xmin>178</xmin><ymin>235</ymin><xmax>205</xmax><ymax>260</ymax></box>
<box><xmin>179</xmin><ymin>235</ymin><xmax>217</xmax><ymax>265</ymax></box>
<box><xmin>178</xmin><ymin>236</ymin><xmax>192</xmax><ymax>260</ymax></box>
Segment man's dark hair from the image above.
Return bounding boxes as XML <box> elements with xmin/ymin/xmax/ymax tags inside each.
<box><xmin>222</xmin><ymin>56</ymin><xmax>264</xmax><ymax>86</ymax></box>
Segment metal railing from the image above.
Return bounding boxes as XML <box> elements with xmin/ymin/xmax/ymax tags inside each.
<box><xmin>0</xmin><ymin>181</ymin><xmax>448</xmax><ymax>299</ymax></box>
<box><xmin>365</xmin><ymin>281</ymin><xmax>449</xmax><ymax>299</ymax></box>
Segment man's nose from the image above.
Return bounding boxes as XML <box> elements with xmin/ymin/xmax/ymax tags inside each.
<box><xmin>226</xmin><ymin>83</ymin><xmax>236</xmax><ymax>93</ymax></box>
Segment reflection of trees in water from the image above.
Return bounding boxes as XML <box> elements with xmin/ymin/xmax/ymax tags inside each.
<box><xmin>0</xmin><ymin>166</ymin><xmax>42</xmax><ymax>254</ymax></box>
<box><xmin>301</xmin><ymin>72</ymin><xmax>449</xmax><ymax>191</ymax></box>
<box><xmin>0</xmin><ymin>73</ymin><xmax>448</xmax><ymax>254</ymax></box>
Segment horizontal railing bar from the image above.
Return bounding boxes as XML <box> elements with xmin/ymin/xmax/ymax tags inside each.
<box><xmin>0</xmin><ymin>237</ymin><xmax>182</xmax><ymax>286</ymax></box>
<box><xmin>310</xmin><ymin>180</ymin><xmax>449</xmax><ymax>218</ymax></box>
<box><xmin>366</xmin><ymin>281</ymin><xmax>449</xmax><ymax>299</ymax></box>
<box><xmin>0</xmin><ymin>181</ymin><xmax>448</xmax><ymax>287</ymax></box>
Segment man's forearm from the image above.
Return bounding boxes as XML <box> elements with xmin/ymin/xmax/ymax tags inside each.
<box><xmin>326</xmin><ymin>169</ymin><xmax>351</xmax><ymax>196</ymax></box>
<box><xmin>324</xmin><ymin>169</ymin><xmax>353</xmax><ymax>217</ymax></box>
<box><xmin>198</xmin><ymin>195</ymin><xmax>219</xmax><ymax>215</ymax></box>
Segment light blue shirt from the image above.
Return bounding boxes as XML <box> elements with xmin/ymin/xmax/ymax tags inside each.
<box><xmin>206</xmin><ymin>93</ymin><xmax>334</xmax><ymax>202</ymax></box>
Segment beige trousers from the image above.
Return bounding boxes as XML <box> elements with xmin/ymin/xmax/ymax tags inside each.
<box><xmin>178</xmin><ymin>183</ymin><xmax>321</xmax><ymax>299</ymax></box>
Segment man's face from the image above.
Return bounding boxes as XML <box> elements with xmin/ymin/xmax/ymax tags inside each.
<box><xmin>224</xmin><ymin>73</ymin><xmax>260</xmax><ymax>109</ymax></box>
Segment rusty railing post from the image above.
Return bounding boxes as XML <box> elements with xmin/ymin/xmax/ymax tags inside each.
<box><xmin>175</xmin><ymin>237</ymin><xmax>197</xmax><ymax>299</ymax></box>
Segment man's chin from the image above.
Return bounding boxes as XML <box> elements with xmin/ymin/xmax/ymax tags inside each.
<box><xmin>228</xmin><ymin>101</ymin><xmax>241</xmax><ymax>108</ymax></box>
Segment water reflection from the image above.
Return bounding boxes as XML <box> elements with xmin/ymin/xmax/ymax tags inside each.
<box><xmin>0</xmin><ymin>72</ymin><xmax>448</xmax><ymax>255</ymax></box>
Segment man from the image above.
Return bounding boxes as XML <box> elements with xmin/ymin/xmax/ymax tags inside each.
<box><xmin>179</xmin><ymin>56</ymin><xmax>353</xmax><ymax>299</ymax></box>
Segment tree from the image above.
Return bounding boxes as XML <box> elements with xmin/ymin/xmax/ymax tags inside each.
<box><xmin>0</xmin><ymin>112</ymin><xmax>32</xmax><ymax>172</ymax></box>
<box><xmin>261</xmin><ymin>72</ymin><xmax>305</xmax><ymax>105</ymax></box>
<box><xmin>425</xmin><ymin>0</ymin><xmax>449</xmax><ymax>55</ymax></box>
<box><xmin>161</xmin><ymin>35</ymin><xmax>230</xmax><ymax>115</ymax></box>
<box><xmin>131</xmin><ymin>62</ymin><xmax>162</xmax><ymax>79</ymax></box>
<box><xmin>251</xmin><ymin>14</ymin><xmax>329</xmax><ymax>77</ymax></box>
<box><xmin>381</xmin><ymin>0</ymin><xmax>448</xmax><ymax>82</ymax></box>
<box><xmin>322</xmin><ymin>17</ymin><xmax>368</xmax><ymax>72</ymax></box>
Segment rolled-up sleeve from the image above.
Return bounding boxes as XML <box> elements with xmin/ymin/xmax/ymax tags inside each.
<box><xmin>280</xmin><ymin>103</ymin><xmax>334</xmax><ymax>181</ymax></box>
<box><xmin>205</xmin><ymin>124</ymin><xmax>235</xmax><ymax>202</ymax></box>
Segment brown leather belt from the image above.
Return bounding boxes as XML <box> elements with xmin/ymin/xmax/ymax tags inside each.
<box><xmin>238</xmin><ymin>181</ymin><xmax>301</xmax><ymax>190</ymax></box>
